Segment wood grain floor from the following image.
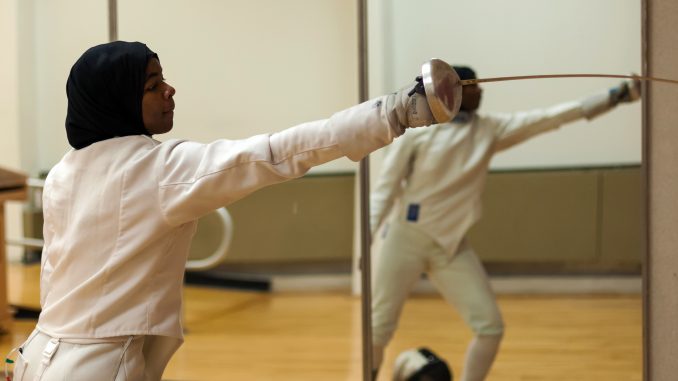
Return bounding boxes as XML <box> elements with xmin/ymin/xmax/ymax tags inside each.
<box><xmin>2</xmin><ymin>264</ymin><xmax>641</xmax><ymax>380</ymax></box>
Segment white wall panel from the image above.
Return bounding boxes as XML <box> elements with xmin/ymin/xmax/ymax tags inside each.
<box><xmin>118</xmin><ymin>0</ymin><xmax>359</xmax><ymax>173</ymax></box>
<box><xmin>369</xmin><ymin>0</ymin><xmax>641</xmax><ymax>170</ymax></box>
<box><xmin>32</xmin><ymin>0</ymin><xmax>108</xmax><ymax>172</ymax></box>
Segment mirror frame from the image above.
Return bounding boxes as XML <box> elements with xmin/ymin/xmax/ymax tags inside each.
<box><xmin>358</xmin><ymin>2</ymin><xmax>650</xmax><ymax>380</ymax></box>
<box><xmin>641</xmin><ymin>1</ymin><xmax>648</xmax><ymax>380</ymax></box>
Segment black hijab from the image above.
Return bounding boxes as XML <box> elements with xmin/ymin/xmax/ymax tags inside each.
<box><xmin>452</xmin><ymin>66</ymin><xmax>476</xmax><ymax>81</ymax></box>
<box><xmin>65</xmin><ymin>41</ymin><xmax>158</xmax><ymax>149</ymax></box>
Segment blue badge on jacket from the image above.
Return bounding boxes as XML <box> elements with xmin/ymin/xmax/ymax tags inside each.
<box><xmin>406</xmin><ymin>204</ymin><xmax>420</xmax><ymax>222</ymax></box>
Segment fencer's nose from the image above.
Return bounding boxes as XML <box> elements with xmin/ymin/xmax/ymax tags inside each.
<box><xmin>164</xmin><ymin>85</ymin><xmax>176</xmax><ymax>100</ymax></box>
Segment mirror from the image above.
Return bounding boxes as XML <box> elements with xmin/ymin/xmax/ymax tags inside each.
<box><xmin>367</xmin><ymin>1</ymin><xmax>642</xmax><ymax>380</ymax></box>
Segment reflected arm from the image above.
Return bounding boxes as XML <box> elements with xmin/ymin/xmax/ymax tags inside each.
<box><xmin>491</xmin><ymin>89</ymin><xmax>616</xmax><ymax>152</ymax></box>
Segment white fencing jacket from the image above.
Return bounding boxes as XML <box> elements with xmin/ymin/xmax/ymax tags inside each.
<box><xmin>39</xmin><ymin>96</ymin><xmax>400</xmax><ymax>340</ymax></box>
<box><xmin>370</xmin><ymin>91</ymin><xmax>615</xmax><ymax>255</ymax></box>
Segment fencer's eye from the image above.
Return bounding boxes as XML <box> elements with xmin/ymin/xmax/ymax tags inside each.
<box><xmin>146</xmin><ymin>77</ymin><xmax>168</xmax><ymax>92</ymax></box>
<box><xmin>146</xmin><ymin>80</ymin><xmax>160</xmax><ymax>92</ymax></box>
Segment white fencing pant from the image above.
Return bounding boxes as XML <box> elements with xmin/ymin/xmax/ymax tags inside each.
<box><xmin>11</xmin><ymin>329</ymin><xmax>182</xmax><ymax>381</ymax></box>
<box><xmin>371</xmin><ymin>220</ymin><xmax>504</xmax><ymax>365</ymax></box>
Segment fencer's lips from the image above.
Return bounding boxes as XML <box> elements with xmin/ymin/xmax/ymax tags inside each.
<box><xmin>163</xmin><ymin>101</ymin><xmax>175</xmax><ymax>114</ymax></box>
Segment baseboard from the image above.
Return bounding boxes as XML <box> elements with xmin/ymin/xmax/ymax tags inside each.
<box><xmin>271</xmin><ymin>274</ymin><xmax>642</xmax><ymax>294</ymax></box>
<box><xmin>271</xmin><ymin>274</ymin><xmax>353</xmax><ymax>293</ymax></box>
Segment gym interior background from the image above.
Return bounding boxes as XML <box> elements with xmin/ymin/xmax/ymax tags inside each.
<box><xmin>2</xmin><ymin>0</ymin><xmax>677</xmax><ymax>379</ymax></box>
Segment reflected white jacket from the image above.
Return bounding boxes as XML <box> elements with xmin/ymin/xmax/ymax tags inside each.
<box><xmin>39</xmin><ymin>97</ymin><xmax>400</xmax><ymax>340</ymax></box>
<box><xmin>370</xmin><ymin>91</ymin><xmax>614</xmax><ymax>255</ymax></box>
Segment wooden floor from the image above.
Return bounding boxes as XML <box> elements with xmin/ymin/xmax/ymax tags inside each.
<box><xmin>2</xmin><ymin>264</ymin><xmax>641</xmax><ymax>380</ymax></box>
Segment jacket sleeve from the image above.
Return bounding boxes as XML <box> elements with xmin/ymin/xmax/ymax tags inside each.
<box><xmin>156</xmin><ymin>96</ymin><xmax>401</xmax><ymax>226</ymax></box>
<box><xmin>370</xmin><ymin>132</ymin><xmax>417</xmax><ymax>233</ymax></box>
<box><xmin>491</xmin><ymin>90</ymin><xmax>613</xmax><ymax>152</ymax></box>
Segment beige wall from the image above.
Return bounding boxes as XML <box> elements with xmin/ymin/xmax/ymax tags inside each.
<box><xmin>13</xmin><ymin>0</ymin><xmax>358</xmax><ymax>176</ymax></box>
<box><xmin>0</xmin><ymin>0</ymin><xmax>20</xmax><ymax>168</ymax></box>
<box><xmin>646</xmin><ymin>0</ymin><xmax>678</xmax><ymax>379</ymax></box>
<box><xmin>116</xmin><ymin>0</ymin><xmax>359</xmax><ymax>174</ymax></box>
<box><xmin>30</xmin><ymin>0</ymin><xmax>109</xmax><ymax>174</ymax></box>
<box><xmin>0</xmin><ymin>0</ymin><xmax>25</xmax><ymax>259</ymax></box>
<box><xmin>13</xmin><ymin>1</ymin><xmax>642</xmax><ymax>176</ymax></box>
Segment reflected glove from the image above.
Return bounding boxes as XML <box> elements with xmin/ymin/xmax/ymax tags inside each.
<box><xmin>583</xmin><ymin>76</ymin><xmax>642</xmax><ymax>119</ymax></box>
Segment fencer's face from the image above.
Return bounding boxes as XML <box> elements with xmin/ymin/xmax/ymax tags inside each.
<box><xmin>460</xmin><ymin>84</ymin><xmax>482</xmax><ymax>112</ymax></box>
<box><xmin>142</xmin><ymin>58</ymin><xmax>176</xmax><ymax>135</ymax></box>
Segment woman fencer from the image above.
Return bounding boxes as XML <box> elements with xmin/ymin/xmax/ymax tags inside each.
<box><xmin>8</xmin><ymin>41</ymin><xmax>444</xmax><ymax>381</ymax></box>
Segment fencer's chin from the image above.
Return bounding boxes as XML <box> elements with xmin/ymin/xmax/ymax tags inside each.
<box><xmin>163</xmin><ymin>111</ymin><xmax>175</xmax><ymax>130</ymax></box>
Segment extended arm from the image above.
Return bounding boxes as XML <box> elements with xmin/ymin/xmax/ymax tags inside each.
<box><xmin>156</xmin><ymin>97</ymin><xmax>399</xmax><ymax>226</ymax></box>
<box><xmin>493</xmin><ymin>79</ymin><xmax>640</xmax><ymax>152</ymax></box>
<box><xmin>156</xmin><ymin>76</ymin><xmax>444</xmax><ymax>227</ymax></box>
<box><xmin>154</xmin><ymin>60</ymin><xmax>461</xmax><ymax>226</ymax></box>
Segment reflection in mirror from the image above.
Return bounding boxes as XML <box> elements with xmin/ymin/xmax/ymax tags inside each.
<box><xmin>367</xmin><ymin>1</ymin><xmax>642</xmax><ymax>380</ymax></box>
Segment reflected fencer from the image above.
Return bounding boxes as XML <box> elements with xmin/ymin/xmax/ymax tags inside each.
<box><xmin>370</xmin><ymin>66</ymin><xmax>640</xmax><ymax>381</ymax></box>
<box><xmin>8</xmin><ymin>42</ymin><xmax>454</xmax><ymax>381</ymax></box>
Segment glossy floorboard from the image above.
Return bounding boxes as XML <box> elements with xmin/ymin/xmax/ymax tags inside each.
<box><xmin>2</xmin><ymin>264</ymin><xmax>641</xmax><ymax>380</ymax></box>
